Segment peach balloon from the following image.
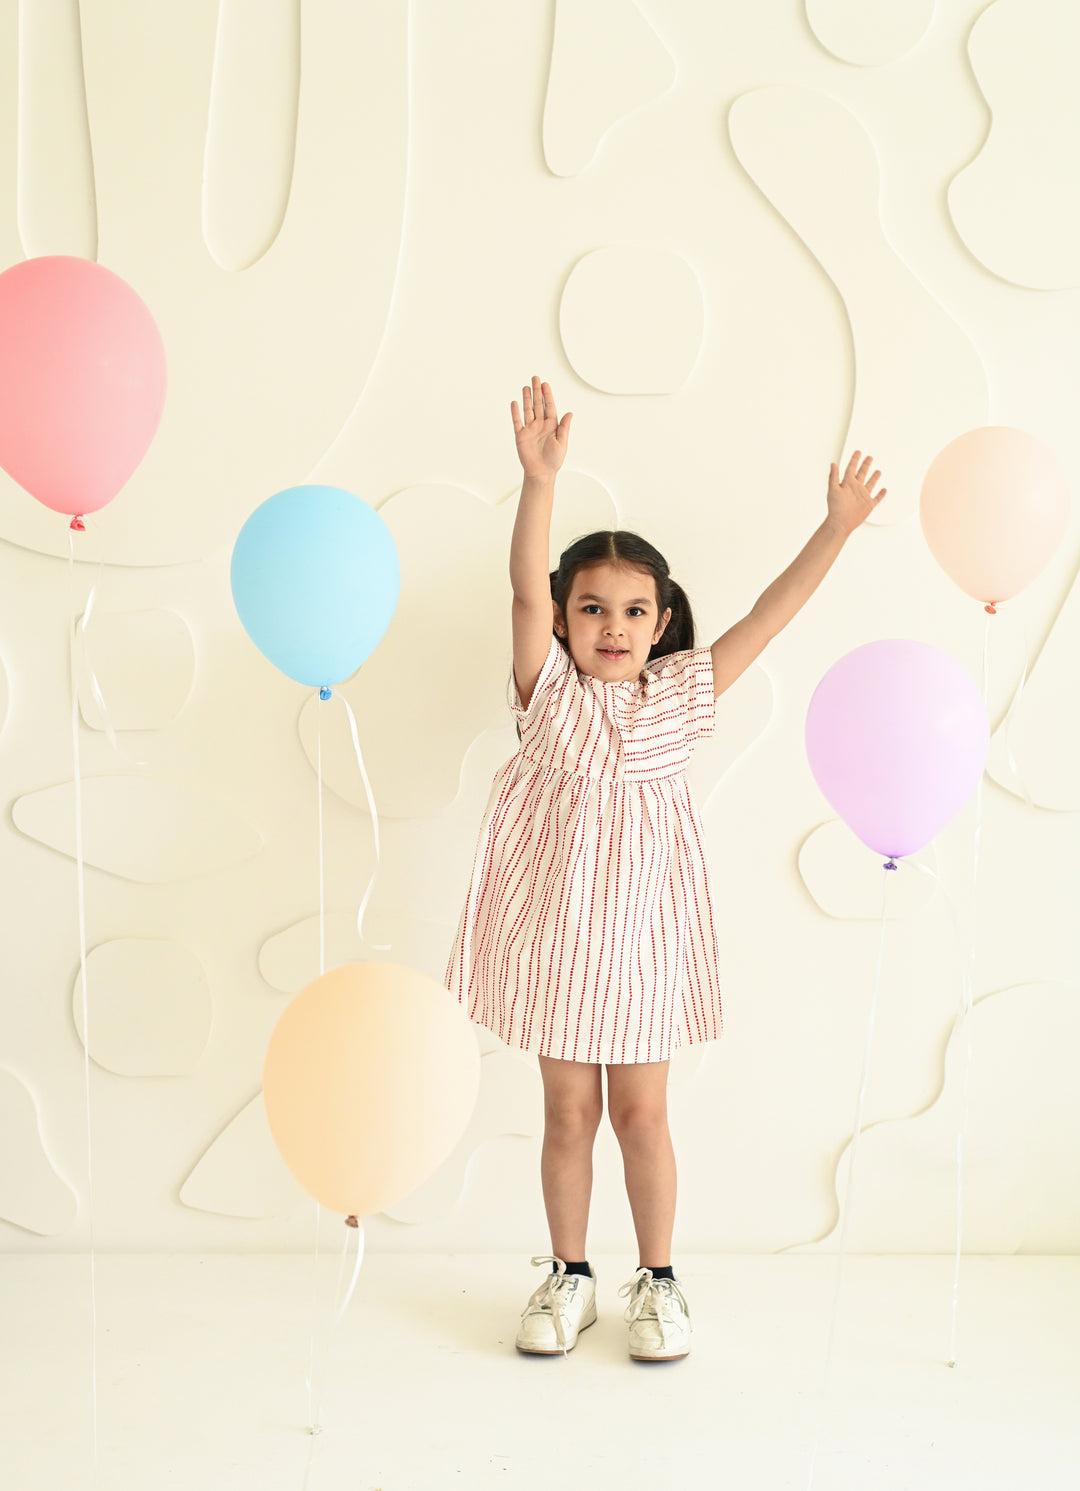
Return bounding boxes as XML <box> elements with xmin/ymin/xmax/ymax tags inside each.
<box><xmin>263</xmin><ymin>963</ymin><xmax>481</xmax><ymax>1218</ymax></box>
<box><xmin>920</xmin><ymin>427</ymin><xmax>1069</xmax><ymax>610</ymax></box>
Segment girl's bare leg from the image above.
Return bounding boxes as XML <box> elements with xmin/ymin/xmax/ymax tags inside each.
<box><xmin>606</xmin><ymin>1060</ymin><xmax>676</xmax><ymax>1267</ymax></box>
<box><xmin>537</xmin><ymin>1055</ymin><xmax>603</xmax><ymax>1261</ymax></box>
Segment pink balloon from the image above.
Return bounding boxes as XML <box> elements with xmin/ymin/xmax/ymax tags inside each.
<box><xmin>805</xmin><ymin>640</ymin><xmax>989</xmax><ymax>860</ymax></box>
<box><xmin>920</xmin><ymin>426</ymin><xmax>1069</xmax><ymax>610</ymax></box>
<box><xmin>0</xmin><ymin>255</ymin><xmax>166</xmax><ymax>517</ymax></box>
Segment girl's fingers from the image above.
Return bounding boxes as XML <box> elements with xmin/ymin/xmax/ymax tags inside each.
<box><xmin>866</xmin><ymin>469</ymin><xmax>881</xmax><ymax>491</ymax></box>
<box><xmin>521</xmin><ymin>375</ymin><xmax>559</xmax><ymax>431</ymax></box>
<box><xmin>858</xmin><ymin>454</ymin><xmax>874</xmax><ymax>481</ymax></box>
<box><xmin>845</xmin><ymin>450</ymin><xmax>861</xmax><ymax>478</ymax></box>
<box><xmin>515</xmin><ymin>376</ymin><xmax>561</xmax><ymax>439</ymax></box>
<box><xmin>543</xmin><ymin>380</ymin><xmax>558</xmax><ymax>426</ymax></box>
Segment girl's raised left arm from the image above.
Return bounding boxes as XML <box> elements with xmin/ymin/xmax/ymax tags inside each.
<box><xmin>708</xmin><ymin>450</ymin><xmax>886</xmax><ymax>700</ymax></box>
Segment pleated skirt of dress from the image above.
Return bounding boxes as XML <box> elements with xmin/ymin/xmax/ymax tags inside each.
<box><xmin>444</xmin><ymin>753</ymin><xmax>724</xmax><ymax>1065</ymax></box>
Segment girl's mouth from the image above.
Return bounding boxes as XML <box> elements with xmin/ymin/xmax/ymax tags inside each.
<box><xmin>599</xmin><ymin>648</ymin><xmax>627</xmax><ymax>659</ymax></box>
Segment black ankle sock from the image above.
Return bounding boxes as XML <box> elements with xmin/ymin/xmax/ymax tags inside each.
<box><xmin>552</xmin><ymin>1259</ymin><xmax>591</xmax><ymax>1277</ymax></box>
<box><xmin>642</xmin><ymin>1264</ymin><xmax>675</xmax><ymax>1280</ymax></box>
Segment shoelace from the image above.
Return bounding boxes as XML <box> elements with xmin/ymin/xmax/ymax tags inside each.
<box><xmin>617</xmin><ymin>1269</ymin><xmax>691</xmax><ymax>1348</ymax></box>
<box><xmin>525</xmin><ymin>1255</ymin><xmax>584</xmax><ymax>1356</ymax></box>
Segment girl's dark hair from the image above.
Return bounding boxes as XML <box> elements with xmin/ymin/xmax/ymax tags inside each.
<box><xmin>550</xmin><ymin>530</ymin><xmax>695</xmax><ymax>659</ymax></box>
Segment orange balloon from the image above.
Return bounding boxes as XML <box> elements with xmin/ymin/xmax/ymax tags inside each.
<box><xmin>263</xmin><ymin>963</ymin><xmax>481</xmax><ymax>1217</ymax></box>
<box><xmin>920</xmin><ymin>427</ymin><xmax>1069</xmax><ymax>609</ymax></box>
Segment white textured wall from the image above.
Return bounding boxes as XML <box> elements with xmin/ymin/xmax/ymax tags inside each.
<box><xmin>2</xmin><ymin>0</ymin><xmax>1079</xmax><ymax>1255</ymax></box>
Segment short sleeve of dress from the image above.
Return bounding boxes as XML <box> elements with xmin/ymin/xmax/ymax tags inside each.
<box><xmin>649</xmin><ymin>646</ymin><xmax>718</xmax><ymax>744</ymax></box>
<box><xmin>508</xmin><ymin>634</ymin><xmax>574</xmax><ymax>727</ymax></box>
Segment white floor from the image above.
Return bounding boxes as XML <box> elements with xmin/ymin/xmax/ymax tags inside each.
<box><xmin>4</xmin><ymin>1253</ymin><xmax>1078</xmax><ymax>1491</ymax></box>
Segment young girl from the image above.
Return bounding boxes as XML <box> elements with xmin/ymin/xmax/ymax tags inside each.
<box><xmin>445</xmin><ymin>376</ymin><xmax>886</xmax><ymax>1361</ymax></box>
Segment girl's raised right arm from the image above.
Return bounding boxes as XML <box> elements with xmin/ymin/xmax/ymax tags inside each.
<box><xmin>509</xmin><ymin>377</ymin><xmax>572</xmax><ymax>712</ymax></box>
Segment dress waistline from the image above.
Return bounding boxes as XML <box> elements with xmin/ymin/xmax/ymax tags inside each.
<box><xmin>517</xmin><ymin>752</ymin><xmax>688</xmax><ymax>784</ymax></box>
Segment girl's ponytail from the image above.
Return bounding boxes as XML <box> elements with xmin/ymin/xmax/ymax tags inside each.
<box><xmin>654</xmin><ymin>577</ymin><xmax>695</xmax><ymax>659</ymax></box>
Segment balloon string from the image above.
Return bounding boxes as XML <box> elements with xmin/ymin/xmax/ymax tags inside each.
<box><xmin>898</xmin><ymin>615</ymin><xmax>989</xmax><ymax>1372</ymax></box>
<box><xmin>333</xmin><ymin>1218</ymin><xmax>366</xmax><ymax>1328</ymax></box>
<box><xmin>334</xmin><ymin>693</ymin><xmax>390</xmax><ymax>951</ymax></box>
<box><xmin>70</xmin><ymin>523</ymin><xmax>146</xmax><ymax>769</ymax></box>
<box><xmin>805</xmin><ymin>863</ymin><xmax>893</xmax><ymax>1490</ymax></box>
<box><xmin>942</xmin><ymin>612</ymin><xmax>990</xmax><ymax>1366</ymax></box>
<box><xmin>307</xmin><ymin>1218</ymin><xmax>365</xmax><ymax>1446</ymax></box>
<box><xmin>317</xmin><ymin>695</ymin><xmax>326</xmax><ymax>978</ymax></box>
<box><xmin>303</xmin><ymin>694</ymin><xmax>329</xmax><ymax>1434</ymax></box>
<box><xmin>300</xmin><ymin>1414</ymin><xmax>324</xmax><ymax>1491</ymax></box>
<box><xmin>303</xmin><ymin>694</ymin><xmax>330</xmax><ymax>1434</ymax></box>
<box><xmin>1000</xmin><ymin>612</ymin><xmax>1034</xmax><ymax>811</ymax></box>
<box><xmin>67</xmin><ymin>530</ymin><xmax>99</xmax><ymax>1466</ymax></box>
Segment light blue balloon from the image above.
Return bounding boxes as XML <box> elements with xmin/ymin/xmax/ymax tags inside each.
<box><xmin>230</xmin><ymin>484</ymin><xmax>400</xmax><ymax>687</ymax></box>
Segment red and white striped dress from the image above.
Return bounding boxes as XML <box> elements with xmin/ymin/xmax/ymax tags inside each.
<box><xmin>444</xmin><ymin>633</ymin><xmax>724</xmax><ymax>1064</ymax></box>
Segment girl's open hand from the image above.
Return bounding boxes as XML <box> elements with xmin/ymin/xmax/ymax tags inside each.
<box><xmin>511</xmin><ymin>376</ymin><xmax>572</xmax><ymax>479</ymax></box>
<box><xmin>828</xmin><ymin>450</ymin><xmax>886</xmax><ymax>535</ymax></box>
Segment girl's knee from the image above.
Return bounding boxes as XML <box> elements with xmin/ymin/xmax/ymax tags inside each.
<box><xmin>544</xmin><ymin>1096</ymin><xmax>603</xmax><ymax>1140</ymax></box>
<box><xmin>538</xmin><ymin>1057</ymin><xmax>602</xmax><ymax>1138</ymax></box>
<box><xmin>608</xmin><ymin>1101</ymin><xmax>668</xmax><ymax>1143</ymax></box>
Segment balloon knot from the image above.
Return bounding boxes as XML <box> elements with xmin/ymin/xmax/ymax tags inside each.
<box><xmin>884</xmin><ymin>859</ymin><xmax>898</xmax><ymax>871</ymax></box>
<box><xmin>984</xmin><ymin>603</ymin><xmax>998</xmax><ymax>615</ymax></box>
<box><xmin>345</xmin><ymin>1214</ymin><xmax>360</xmax><ymax>1229</ymax></box>
<box><xmin>70</xmin><ymin>516</ymin><xmax>86</xmax><ymax>532</ymax></box>
<box><xmin>319</xmin><ymin>686</ymin><xmax>332</xmax><ymax>701</ymax></box>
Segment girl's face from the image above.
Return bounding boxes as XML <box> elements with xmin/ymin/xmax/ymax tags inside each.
<box><xmin>554</xmin><ymin>563</ymin><xmax>671</xmax><ymax>681</ymax></box>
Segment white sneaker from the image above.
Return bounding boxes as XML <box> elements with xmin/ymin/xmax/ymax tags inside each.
<box><xmin>617</xmin><ymin>1268</ymin><xmax>691</xmax><ymax>1361</ymax></box>
<box><xmin>515</xmin><ymin>1255</ymin><xmax>597</xmax><ymax>1356</ymax></box>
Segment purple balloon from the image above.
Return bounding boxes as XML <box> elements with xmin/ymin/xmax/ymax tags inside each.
<box><xmin>805</xmin><ymin>640</ymin><xmax>989</xmax><ymax>860</ymax></box>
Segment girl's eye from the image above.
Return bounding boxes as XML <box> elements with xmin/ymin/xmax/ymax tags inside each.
<box><xmin>583</xmin><ymin>605</ymin><xmax>644</xmax><ymax>616</ymax></box>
